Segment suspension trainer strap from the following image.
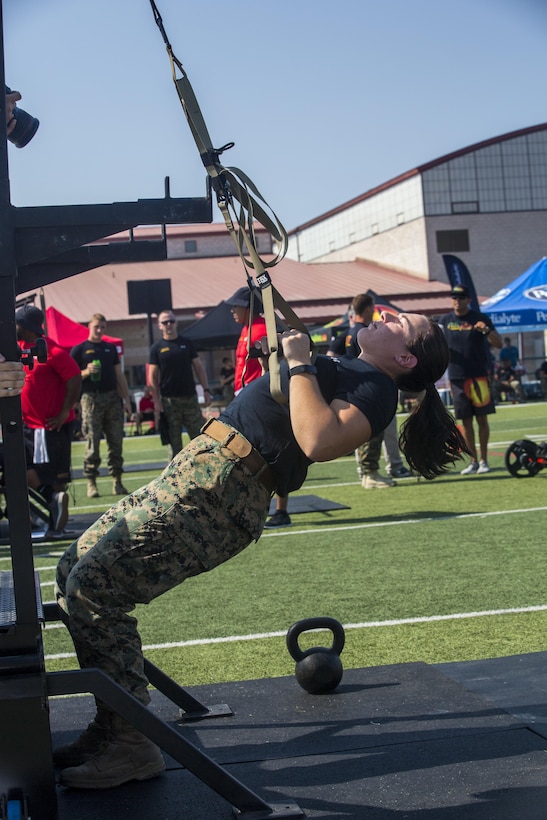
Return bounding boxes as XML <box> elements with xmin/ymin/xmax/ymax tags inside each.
<box><xmin>149</xmin><ymin>1</ymin><xmax>315</xmax><ymax>403</ymax></box>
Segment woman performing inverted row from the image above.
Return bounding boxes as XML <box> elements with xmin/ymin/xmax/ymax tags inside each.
<box><xmin>53</xmin><ymin>311</ymin><xmax>466</xmax><ymax>789</ymax></box>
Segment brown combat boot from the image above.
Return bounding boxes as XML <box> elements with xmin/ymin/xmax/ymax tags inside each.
<box><xmin>112</xmin><ymin>477</ymin><xmax>128</xmax><ymax>495</ymax></box>
<box><xmin>87</xmin><ymin>478</ymin><xmax>99</xmax><ymax>498</ymax></box>
<box><xmin>59</xmin><ymin>715</ymin><xmax>165</xmax><ymax>789</ymax></box>
<box><xmin>53</xmin><ymin>702</ymin><xmax>112</xmax><ymax>769</ymax></box>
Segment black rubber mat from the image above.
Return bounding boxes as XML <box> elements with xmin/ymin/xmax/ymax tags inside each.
<box><xmin>49</xmin><ymin>653</ymin><xmax>547</xmax><ymax>819</ymax></box>
<box><xmin>268</xmin><ymin>495</ymin><xmax>350</xmax><ymax>516</ymax></box>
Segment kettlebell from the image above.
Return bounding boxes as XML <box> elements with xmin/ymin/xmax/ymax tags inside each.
<box><xmin>286</xmin><ymin>617</ymin><xmax>345</xmax><ymax>694</ymax></box>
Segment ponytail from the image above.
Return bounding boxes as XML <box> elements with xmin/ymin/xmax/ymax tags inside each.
<box><xmin>395</xmin><ymin>321</ymin><xmax>469</xmax><ymax>479</ymax></box>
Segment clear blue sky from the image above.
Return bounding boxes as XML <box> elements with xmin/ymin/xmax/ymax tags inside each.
<box><xmin>3</xmin><ymin>0</ymin><xmax>547</xmax><ymax>231</ymax></box>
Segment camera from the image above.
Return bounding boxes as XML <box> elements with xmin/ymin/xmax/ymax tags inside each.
<box><xmin>5</xmin><ymin>86</ymin><xmax>39</xmax><ymax>148</ymax></box>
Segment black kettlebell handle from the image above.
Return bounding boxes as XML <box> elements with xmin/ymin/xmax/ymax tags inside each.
<box><xmin>286</xmin><ymin>617</ymin><xmax>345</xmax><ymax>662</ymax></box>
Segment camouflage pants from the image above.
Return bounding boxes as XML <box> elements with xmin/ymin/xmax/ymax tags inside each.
<box><xmin>55</xmin><ymin>434</ymin><xmax>271</xmax><ymax>704</ymax></box>
<box><xmin>355</xmin><ymin>432</ymin><xmax>383</xmax><ymax>475</ymax></box>
<box><xmin>80</xmin><ymin>390</ymin><xmax>125</xmax><ymax>479</ymax></box>
<box><xmin>162</xmin><ymin>394</ymin><xmax>204</xmax><ymax>457</ymax></box>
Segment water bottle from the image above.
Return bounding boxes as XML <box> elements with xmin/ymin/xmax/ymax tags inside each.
<box><xmin>90</xmin><ymin>359</ymin><xmax>102</xmax><ymax>383</ymax></box>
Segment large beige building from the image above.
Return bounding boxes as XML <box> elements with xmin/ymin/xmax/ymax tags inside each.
<box><xmin>287</xmin><ymin>123</ymin><xmax>547</xmax><ymax>299</ymax></box>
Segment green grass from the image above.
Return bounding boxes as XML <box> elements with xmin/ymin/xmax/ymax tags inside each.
<box><xmin>6</xmin><ymin>403</ymin><xmax>546</xmax><ymax>688</ymax></box>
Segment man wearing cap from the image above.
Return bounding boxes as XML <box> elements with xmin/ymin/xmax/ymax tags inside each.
<box><xmin>225</xmin><ymin>286</ymin><xmax>268</xmax><ymax>393</ymax></box>
<box><xmin>16</xmin><ymin>304</ymin><xmax>81</xmax><ymax>535</ymax></box>
<box><xmin>439</xmin><ymin>285</ymin><xmax>502</xmax><ymax>474</ymax></box>
<box><xmin>149</xmin><ymin>310</ymin><xmax>211</xmax><ymax>458</ymax></box>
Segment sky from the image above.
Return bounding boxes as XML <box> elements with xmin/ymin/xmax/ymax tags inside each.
<box><xmin>3</xmin><ymin>0</ymin><xmax>547</xmax><ymax>232</ymax></box>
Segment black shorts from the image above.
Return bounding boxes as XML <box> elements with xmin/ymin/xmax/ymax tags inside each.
<box><xmin>451</xmin><ymin>377</ymin><xmax>495</xmax><ymax>420</ymax></box>
<box><xmin>24</xmin><ymin>423</ymin><xmax>74</xmax><ymax>486</ymax></box>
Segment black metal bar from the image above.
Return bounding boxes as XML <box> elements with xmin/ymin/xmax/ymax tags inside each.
<box><xmin>13</xmin><ymin>195</ymin><xmax>212</xmax><ymax>269</ymax></box>
<box><xmin>0</xmin><ymin>2</ymin><xmax>42</xmax><ymax>640</ymax></box>
<box><xmin>142</xmin><ymin>657</ymin><xmax>214</xmax><ymax>716</ymax></box>
<box><xmin>47</xmin><ymin>670</ymin><xmax>302</xmax><ymax>818</ymax></box>
<box><xmin>42</xmin><ymin>602</ymin><xmax>65</xmax><ymax>623</ymax></box>
<box><xmin>143</xmin><ymin>657</ymin><xmax>233</xmax><ymax>719</ymax></box>
<box><xmin>17</xmin><ymin>237</ymin><xmax>171</xmax><ymax>292</ymax></box>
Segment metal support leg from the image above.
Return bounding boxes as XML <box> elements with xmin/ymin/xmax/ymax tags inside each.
<box><xmin>144</xmin><ymin>657</ymin><xmax>233</xmax><ymax>720</ymax></box>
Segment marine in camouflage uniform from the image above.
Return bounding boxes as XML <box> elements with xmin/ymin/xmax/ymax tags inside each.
<box><xmin>71</xmin><ymin>314</ymin><xmax>132</xmax><ymax>496</ymax></box>
<box><xmin>52</xmin><ymin>352</ymin><xmax>398</xmax><ymax>789</ymax></box>
<box><xmin>53</xmin><ymin>316</ymin><xmax>454</xmax><ymax>789</ymax></box>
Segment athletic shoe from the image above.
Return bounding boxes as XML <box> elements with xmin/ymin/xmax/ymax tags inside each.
<box><xmin>477</xmin><ymin>460</ymin><xmax>490</xmax><ymax>474</ymax></box>
<box><xmin>362</xmin><ymin>472</ymin><xmax>396</xmax><ymax>489</ymax></box>
<box><xmin>49</xmin><ymin>491</ymin><xmax>69</xmax><ymax>532</ymax></box>
<box><xmin>264</xmin><ymin>510</ymin><xmax>292</xmax><ymax>529</ymax></box>
<box><xmin>388</xmin><ymin>466</ymin><xmax>414</xmax><ymax>479</ymax></box>
<box><xmin>460</xmin><ymin>461</ymin><xmax>479</xmax><ymax>475</ymax></box>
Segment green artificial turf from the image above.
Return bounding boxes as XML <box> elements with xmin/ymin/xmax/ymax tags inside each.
<box><xmin>9</xmin><ymin>403</ymin><xmax>545</xmax><ymax>688</ymax></box>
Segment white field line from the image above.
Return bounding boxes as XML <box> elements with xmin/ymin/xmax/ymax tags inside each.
<box><xmin>260</xmin><ymin>505</ymin><xmax>547</xmax><ymax>537</ymax></box>
<box><xmin>44</xmin><ymin>604</ymin><xmax>547</xmax><ymax>660</ymax></box>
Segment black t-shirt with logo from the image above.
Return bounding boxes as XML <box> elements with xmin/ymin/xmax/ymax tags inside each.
<box><xmin>438</xmin><ymin>310</ymin><xmax>494</xmax><ymax>380</ymax></box>
<box><xmin>149</xmin><ymin>335</ymin><xmax>198</xmax><ymax>397</ymax></box>
<box><xmin>70</xmin><ymin>340</ymin><xmax>120</xmax><ymax>394</ymax></box>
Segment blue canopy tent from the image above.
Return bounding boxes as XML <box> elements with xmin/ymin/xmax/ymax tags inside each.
<box><xmin>482</xmin><ymin>257</ymin><xmax>547</xmax><ymax>332</ymax></box>
<box><xmin>482</xmin><ymin>258</ymin><xmax>547</xmax><ymax>396</ymax></box>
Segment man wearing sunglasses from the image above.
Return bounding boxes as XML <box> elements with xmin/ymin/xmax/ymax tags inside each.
<box><xmin>149</xmin><ymin>310</ymin><xmax>211</xmax><ymax>457</ymax></box>
<box><xmin>439</xmin><ymin>285</ymin><xmax>501</xmax><ymax>475</ymax></box>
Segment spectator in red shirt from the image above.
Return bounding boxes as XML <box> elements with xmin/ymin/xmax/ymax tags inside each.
<box><xmin>134</xmin><ymin>386</ymin><xmax>155</xmax><ymax>435</ymax></box>
<box><xmin>225</xmin><ymin>287</ymin><xmax>268</xmax><ymax>392</ymax></box>
<box><xmin>16</xmin><ymin>305</ymin><xmax>81</xmax><ymax>535</ymax></box>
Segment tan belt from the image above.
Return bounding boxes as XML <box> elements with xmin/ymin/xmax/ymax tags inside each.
<box><xmin>201</xmin><ymin>418</ymin><xmax>276</xmax><ymax>495</ymax></box>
